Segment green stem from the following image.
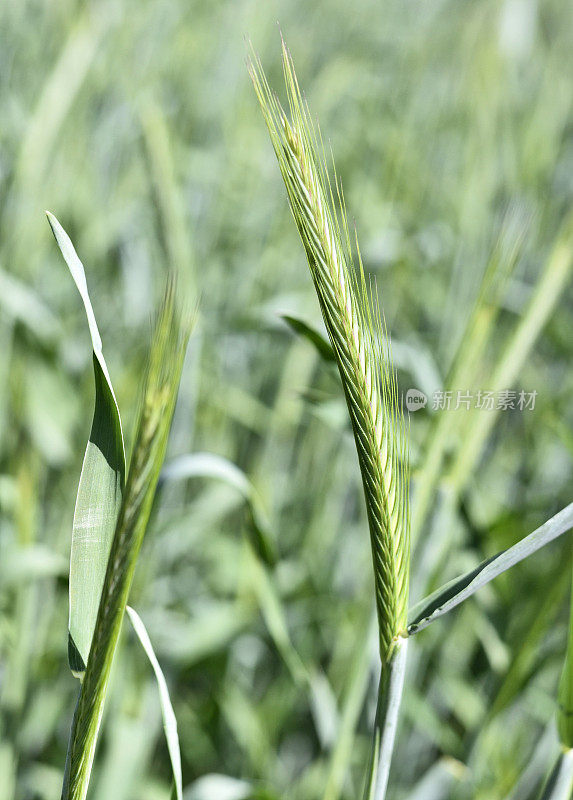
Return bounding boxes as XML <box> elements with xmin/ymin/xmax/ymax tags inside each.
<box><xmin>558</xmin><ymin>540</ymin><xmax>573</xmax><ymax>748</ymax></box>
<box><xmin>61</xmin><ymin>689</ymin><xmax>81</xmax><ymax>800</ymax></box>
<box><xmin>362</xmin><ymin>637</ymin><xmax>408</xmax><ymax>800</ymax></box>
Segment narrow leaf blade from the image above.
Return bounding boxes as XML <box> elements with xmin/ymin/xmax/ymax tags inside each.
<box><xmin>281</xmin><ymin>314</ymin><xmax>335</xmax><ymax>362</ymax></box>
<box><xmin>408</xmin><ymin>502</ymin><xmax>573</xmax><ymax>634</ymax></box>
<box><xmin>47</xmin><ymin>212</ymin><xmax>126</xmax><ymax>676</ymax></box>
<box><xmin>126</xmin><ymin>606</ymin><xmax>183</xmax><ymax>800</ymax></box>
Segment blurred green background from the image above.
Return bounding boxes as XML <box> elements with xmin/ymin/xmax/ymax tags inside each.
<box><xmin>1</xmin><ymin>0</ymin><xmax>573</xmax><ymax>798</ymax></box>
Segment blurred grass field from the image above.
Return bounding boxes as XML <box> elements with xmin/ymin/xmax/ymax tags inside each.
<box><xmin>1</xmin><ymin>0</ymin><xmax>573</xmax><ymax>798</ymax></box>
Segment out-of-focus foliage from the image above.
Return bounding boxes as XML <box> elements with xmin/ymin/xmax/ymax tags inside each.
<box><xmin>1</xmin><ymin>1</ymin><xmax>572</xmax><ymax>799</ymax></box>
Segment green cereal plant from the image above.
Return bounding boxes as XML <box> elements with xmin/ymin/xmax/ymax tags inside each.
<box><xmin>48</xmin><ymin>214</ymin><xmax>191</xmax><ymax>800</ymax></box>
<box><xmin>249</xmin><ymin>41</ymin><xmax>410</xmax><ymax>800</ymax></box>
<box><xmin>250</xmin><ymin>41</ymin><xmax>573</xmax><ymax>800</ymax></box>
<box><xmin>249</xmin><ymin>42</ymin><xmax>410</xmax><ymax>668</ymax></box>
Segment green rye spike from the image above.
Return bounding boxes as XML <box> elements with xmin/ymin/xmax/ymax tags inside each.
<box><xmin>249</xmin><ymin>42</ymin><xmax>410</xmax><ymax>663</ymax></box>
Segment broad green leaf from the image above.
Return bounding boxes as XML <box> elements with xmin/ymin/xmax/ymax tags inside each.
<box><xmin>161</xmin><ymin>452</ymin><xmax>277</xmax><ymax>565</ymax></box>
<box><xmin>47</xmin><ymin>211</ymin><xmax>126</xmax><ymax>677</ymax></box>
<box><xmin>408</xmin><ymin>502</ymin><xmax>573</xmax><ymax>634</ymax></box>
<box><xmin>126</xmin><ymin>606</ymin><xmax>182</xmax><ymax>800</ymax></box>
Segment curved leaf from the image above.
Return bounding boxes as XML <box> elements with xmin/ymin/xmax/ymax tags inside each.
<box><xmin>161</xmin><ymin>452</ymin><xmax>276</xmax><ymax>565</ymax></box>
<box><xmin>126</xmin><ymin>606</ymin><xmax>182</xmax><ymax>800</ymax></box>
<box><xmin>47</xmin><ymin>211</ymin><xmax>126</xmax><ymax>677</ymax></box>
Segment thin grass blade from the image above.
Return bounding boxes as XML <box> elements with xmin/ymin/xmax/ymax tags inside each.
<box><xmin>447</xmin><ymin>213</ymin><xmax>573</xmax><ymax>495</ymax></box>
<box><xmin>126</xmin><ymin>606</ymin><xmax>182</xmax><ymax>800</ymax></box>
<box><xmin>411</xmin><ymin>208</ymin><xmax>528</xmax><ymax>543</ymax></box>
<box><xmin>243</xmin><ymin>541</ymin><xmax>308</xmax><ymax>686</ymax></box>
<box><xmin>408</xmin><ymin>502</ymin><xmax>573</xmax><ymax>634</ymax></box>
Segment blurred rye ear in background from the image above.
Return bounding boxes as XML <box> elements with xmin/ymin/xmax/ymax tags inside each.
<box><xmin>249</xmin><ymin>41</ymin><xmax>411</xmax><ymax>799</ymax></box>
<box><xmin>48</xmin><ymin>214</ymin><xmax>191</xmax><ymax>800</ymax></box>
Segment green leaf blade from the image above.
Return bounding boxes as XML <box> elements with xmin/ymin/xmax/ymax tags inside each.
<box><xmin>47</xmin><ymin>212</ymin><xmax>126</xmax><ymax>676</ymax></box>
<box><xmin>280</xmin><ymin>314</ymin><xmax>335</xmax><ymax>362</ymax></box>
<box><xmin>408</xmin><ymin>502</ymin><xmax>573</xmax><ymax>634</ymax></box>
<box><xmin>68</xmin><ymin>355</ymin><xmax>125</xmax><ymax>675</ymax></box>
<box><xmin>127</xmin><ymin>606</ymin><xmax>183</xmax><ymax>800</ymax></box>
